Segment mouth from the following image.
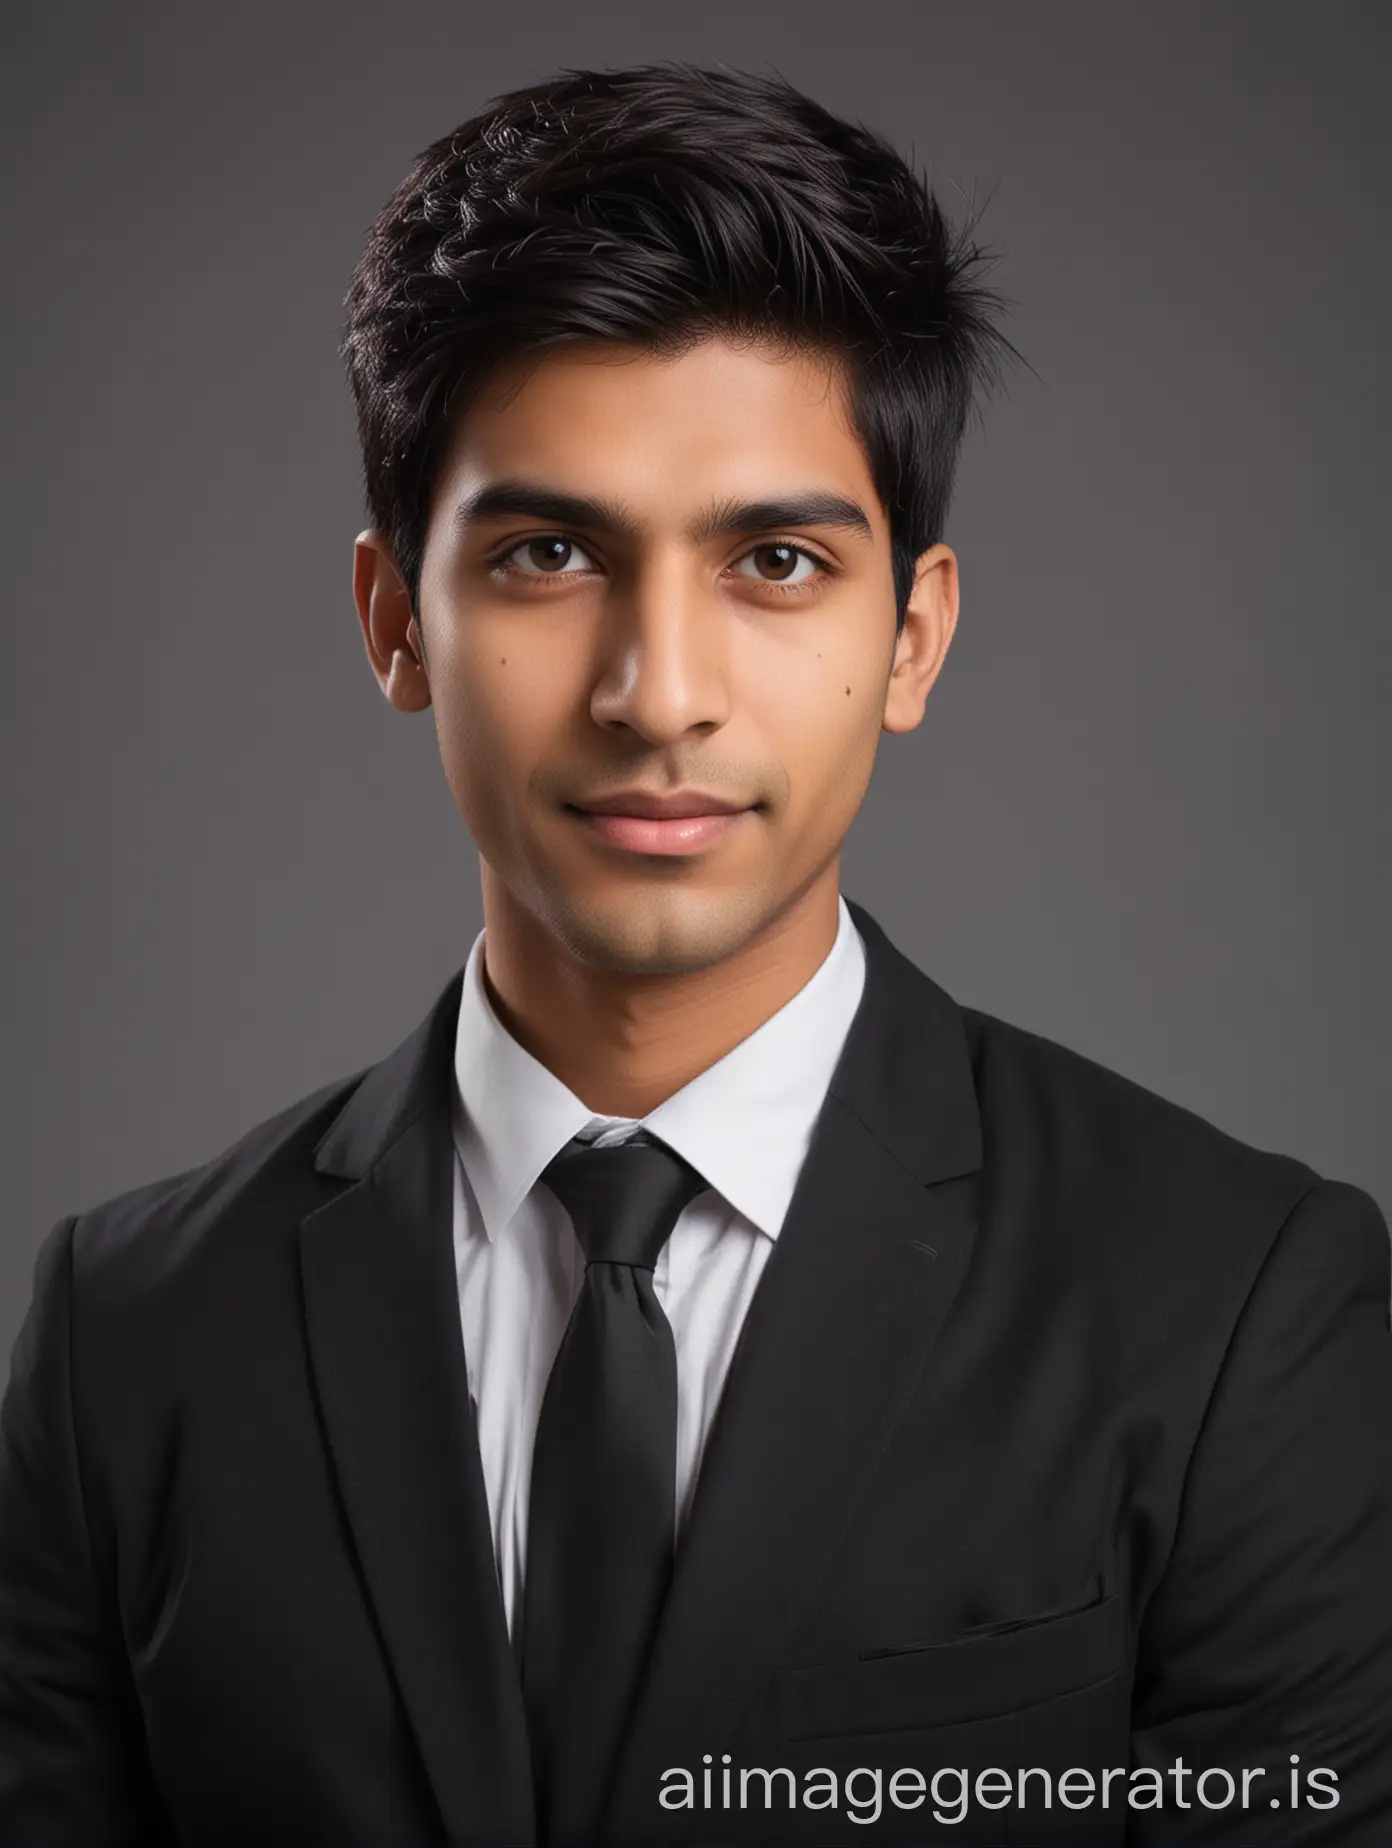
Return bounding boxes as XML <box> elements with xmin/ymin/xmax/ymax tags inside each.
<box><xmin>564</xmin><ymin>795</ymin><xmax>760</xmax><ymax>858</ymax></box>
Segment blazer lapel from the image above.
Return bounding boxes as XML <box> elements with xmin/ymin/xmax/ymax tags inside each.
<box><xmin>298</xmin><ymin>977</ymin><xmax>535</xmax><ymax>1846</ymax></box>
<box><xmin>604</xmin><ymin>902</ymin><xmax>984</xmax><ymax>1843</ymax></box>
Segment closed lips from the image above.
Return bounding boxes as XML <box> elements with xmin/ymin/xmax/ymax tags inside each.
<box><xmin>570</xmin><ymin>791</ymin><xmax>753</xmax><ymax>818</ymax></box>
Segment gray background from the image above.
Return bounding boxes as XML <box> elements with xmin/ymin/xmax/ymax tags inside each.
<box><xmin>4</xmin><ymin>0</ymin><xmax>1388</xmax><ymax>1358</ymax></box>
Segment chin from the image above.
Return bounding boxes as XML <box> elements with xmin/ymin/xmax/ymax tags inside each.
<box><xmin>539</xmin><ymin>883</ymin><xmax>771</xmax><ymax>977</ymax></box>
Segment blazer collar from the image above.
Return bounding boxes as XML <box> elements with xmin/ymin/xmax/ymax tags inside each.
<box><xmin>828</xmin><ymin>898</ymin><xmax>981</xmax><ymax>1182</ymax></box>
<box><xmin>311</xmin><ymin>968</ymin><xmax>464</xmax><ymax>1184</ymax></box>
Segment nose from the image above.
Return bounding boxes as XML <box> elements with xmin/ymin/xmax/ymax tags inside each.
<box><xmin>588</xmin><ymin>551</ymin><xmax>732</xmax><ymax>746</ymax></box>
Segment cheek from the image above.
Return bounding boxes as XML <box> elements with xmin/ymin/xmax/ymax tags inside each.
<box><xmin>743</xmin><ymin>633</ymin><xmax>886</xmax><ymax>805</ymax></box>
<box><xmin>429</xmin><ymin>640</ymin><xmax>554</xmax><ymax>817</ymax></box>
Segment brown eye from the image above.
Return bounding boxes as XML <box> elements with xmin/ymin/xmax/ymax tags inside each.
<box><xmin>505</xmin><ymin>535</ymin><xmax>598</xmax><ymax>575</ymax></box>
<box><xmin>733</xmin><ymin>543</ymin><xmax>821</xmax><ymax>585</ymax></box>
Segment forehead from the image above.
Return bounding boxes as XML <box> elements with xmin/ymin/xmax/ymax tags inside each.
<box><xmin>433</xmin><ymin>335</ymin><xmax>883</xmax><ymax>526</ymax></box>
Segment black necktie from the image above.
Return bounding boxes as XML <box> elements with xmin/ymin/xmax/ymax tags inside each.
<box><xmin>521</xmin><ymin>1131</ymin><xmax>707</xmax><ymax>1847</ymax></box>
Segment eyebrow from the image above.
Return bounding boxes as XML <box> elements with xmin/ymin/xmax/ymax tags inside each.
<box><xmin>451</xmin><ymin>478</ymin><xmax>874</xmax><ymax>544</ymax></box>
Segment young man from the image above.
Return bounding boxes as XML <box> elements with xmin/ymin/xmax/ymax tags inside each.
<box><xmin>2</xmin><ymin>63</ymin><xmax>1389</xmax><ymax>1848</ymax></box>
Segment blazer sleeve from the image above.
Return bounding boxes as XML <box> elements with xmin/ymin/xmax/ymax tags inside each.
<box><xmin>1128</xmin><ymin>1177</ymin><xmax>1392</xmax><ymax>1844</ymax></box>
<box><xmin>0</xmin><ymin>1215</ymin><xmax>174</xmax><ymax>1843</ymax></box>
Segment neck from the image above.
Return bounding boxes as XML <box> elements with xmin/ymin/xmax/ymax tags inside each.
<box><xmin>476</xmin><ymin>863</ymin><xmax>843</xmax><ymax>1118</ymax></box>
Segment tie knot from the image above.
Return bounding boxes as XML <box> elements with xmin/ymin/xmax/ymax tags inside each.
<box><xmin>541</xmin><ymin>1132</ymin><xmax>707</xmax><ymax>1269</ymax></box>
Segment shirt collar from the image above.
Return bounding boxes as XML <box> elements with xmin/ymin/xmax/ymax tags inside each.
<box><xmin>452</xmin><ymin>894</ymin><xmax>867</xmax><ymax>1245</ymax></box>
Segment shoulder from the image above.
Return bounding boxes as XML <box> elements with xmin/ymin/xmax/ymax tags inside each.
<box><xmin>961</xmin><ymin>1001</ymin><xmax>1320</xmax><ymax>1199</ymax></box>
<box><xmin>952</xmin><ymin>1000</ymin><xmax>1389</xmax><ymax>1393</ymax></box>
<box><xmin>50</xmin><ymin>963</ymin><xmax>466</xmax><ymax>1336</ymax></box>
<box><xmin>62</xmin><ymin>1066</ymin><xmax>370</xmax><ymax>1317</ymax></box>
<box><xmin>955</xmin><ymin>1003</ymin><xmax>1382</xmax><ymax>1298</ymax></box>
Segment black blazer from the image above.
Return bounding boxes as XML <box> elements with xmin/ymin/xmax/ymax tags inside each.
<box><xmin>3</xmin><ymin>900</ymin><xmax>1390</xmax><ymax>1846</ymax></box>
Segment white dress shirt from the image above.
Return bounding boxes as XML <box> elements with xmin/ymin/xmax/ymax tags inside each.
<box><xmin>450</xmin><ymin>893</ymin><xmax>867</xmax><ymax>1640</ymax></box>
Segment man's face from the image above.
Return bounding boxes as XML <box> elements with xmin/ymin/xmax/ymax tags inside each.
<box><xmin>361</xmin><ymin>335</ymin><xmax>956</xmax><ymax>975</ymax></box>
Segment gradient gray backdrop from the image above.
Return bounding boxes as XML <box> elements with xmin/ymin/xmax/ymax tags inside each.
<box><xmin>4</xmin><ymin>0</ymin><xmax>1389</xmax><ymax>1358</ymax></box>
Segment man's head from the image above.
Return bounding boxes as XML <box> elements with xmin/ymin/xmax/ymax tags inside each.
<box><xmin>343</xmin><ymin>65</ymin><xmax>1012</xmax><ymax>977</ymax></box>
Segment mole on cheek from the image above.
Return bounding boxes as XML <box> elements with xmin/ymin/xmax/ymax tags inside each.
<box><xmin>845</xmin><ymin>685</ymin><xmax>851</xmax><ymax>696</ymax></box>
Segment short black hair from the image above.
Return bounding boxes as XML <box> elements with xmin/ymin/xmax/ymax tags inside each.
<box><xmin>341</xmin><ymin>63</ymin><xmax>1016</xmax><ymax>629</ymax></box>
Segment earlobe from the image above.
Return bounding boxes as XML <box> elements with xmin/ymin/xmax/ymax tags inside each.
<box><xmin>352</xmin><ymin>530</ymin><xmax>433</xmax><ymax>714</ymax></box>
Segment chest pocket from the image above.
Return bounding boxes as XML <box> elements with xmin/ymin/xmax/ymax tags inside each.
<box><xmin>772</xmin><ymin>1593</ymin><xmax>1126</xmax><ymax>1741</ymax></box>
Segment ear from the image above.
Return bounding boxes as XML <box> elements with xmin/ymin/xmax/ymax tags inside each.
<box><xmin>352</xmin><ymin>530</ymin><xmax>432</xmax><ymax>713</ymax></box>
<box><xmin>881</xmin><ymin>543</ymin><xmax>959</xmax><ymax>735</ymax></box>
